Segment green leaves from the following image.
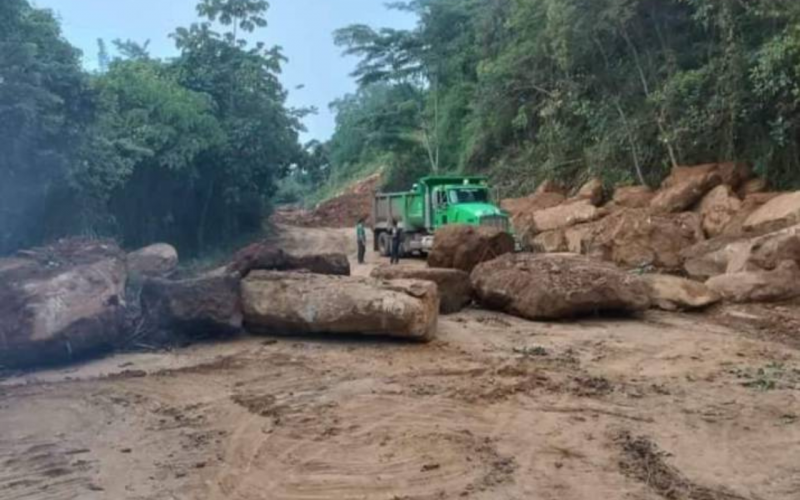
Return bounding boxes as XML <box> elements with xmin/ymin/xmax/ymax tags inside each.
<box><xmin>196</xmin><ymin>0</ymin><xmax>269</xmax><ymax>33</ymax></box>
<box><xmin>0</xmin><ymin>0</ymin><xmax>303</xmax><ymax>256</ymax></box>
<box><xmin>0</xmin><ymin>0</ymin><xmax>93</xmax><ymax>252</ymax></box>
<box><xmin>331</xmin><ymin>0</ymin><xmax>800</xmax><ymax>193</ymax></box>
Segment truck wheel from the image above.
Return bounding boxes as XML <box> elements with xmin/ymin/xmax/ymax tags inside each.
<box><xmin>378</xmin><ymin>233</ymin><xmax>391</xmax><ymax>257</ymax></box>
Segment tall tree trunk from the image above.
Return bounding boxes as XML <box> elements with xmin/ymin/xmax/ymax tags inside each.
<box><xmin>619</xmin><ymin>22</ymin><xmax>680</xmax><ymax>169</ymax></box>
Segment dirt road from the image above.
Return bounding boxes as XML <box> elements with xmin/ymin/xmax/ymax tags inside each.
<box><xmin>1</xmin><ymin>226</ymin><xmax>799</xmax><ymax>500</ymax></box>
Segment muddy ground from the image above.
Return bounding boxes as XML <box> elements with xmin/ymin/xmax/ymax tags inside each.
<box><xmin>1</xmin><ymin>225</ymin><xmax>799</xmax><ymax>500</ymax></box>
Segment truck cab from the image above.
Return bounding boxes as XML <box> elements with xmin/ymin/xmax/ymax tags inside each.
<box><xmin>372</xmin><ymin>176</ymin><xmax>512</xmax><ymax>256</ymax></box>
<box><xmin>429</xmin><ymin>181</ymin><xmax>510</xmax><ymax>232</ymax></box>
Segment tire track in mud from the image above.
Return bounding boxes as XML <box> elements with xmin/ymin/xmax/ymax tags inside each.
<box><xmin>217</xmin><ymin>392</ymin><xmax>517</xmax><ymax>500</ymax></box>
<box><xmin>203</xmin><ymin>344</ymin><xmax>522</xmax><ymax>500</ymax></box>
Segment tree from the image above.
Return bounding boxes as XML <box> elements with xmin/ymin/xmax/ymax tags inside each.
<box><xmin>327</xmin><ymin>83</ymin><xmax>429</xmax><ymax>190</ymax></box>
<box><xmin>331</xmin><ymin>0</ymin><xmax>800</xmax><ymax>194</ymax></box>
<box><xmin>0</xmin><ymin>0</ymin><xmax>94</xmax><ymax>253</ymax></box>
<box><xmin>169</xmin><ymin>0</ymin><xmax>305</xmax><ymax>252</ymax></box>
<box><xmin>78</xmin><ymin>58</ymin><xmax>224</xmax><ymax>249</ymax></box>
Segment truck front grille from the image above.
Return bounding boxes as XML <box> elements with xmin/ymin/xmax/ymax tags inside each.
<box><xmin>480</xmin><ymin>215</ymin><xmax>510</xmax><ymax>232</ymax></box>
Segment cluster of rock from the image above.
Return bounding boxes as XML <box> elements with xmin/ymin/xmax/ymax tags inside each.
<box><xmin>4</xmin><ymin>163</ymin><xmax>797</xmax><ymax>368</ymax></box>
<box><xmin>1</xmin><ymin>240</ymin><xmax>440</xmax><ymax>368</ymax></box>
<box><xmin>501</xmin><ymin>163</ymin><xmax>800</xmax><ymax>307</ymax></box>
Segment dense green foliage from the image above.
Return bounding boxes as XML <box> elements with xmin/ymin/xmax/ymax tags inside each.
<box><xmin>6</xmin><ymin>0</ymin><xmax>800</xmax><ymax>253</ymax></box>
<box><xmin>0</xmin><ymin>0</ymin><xmax>94</xmax><ymax>253</ymax></box>
<box><xmin>0</xmin><ymin>0</ymin><xmax>304</xmax><ymax>256</ymax></box>
<box><xmin>328</xmin><ymin>0</ymin><xmax>800</xmax><ymax>196</ymax></box>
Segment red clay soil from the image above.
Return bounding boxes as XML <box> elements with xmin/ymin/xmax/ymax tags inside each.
<box><xmin>272</xmin><ymin>173</ymin><xmax>382</xmax><ymax>228</ymax></box>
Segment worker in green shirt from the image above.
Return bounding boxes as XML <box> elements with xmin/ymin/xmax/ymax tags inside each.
<box><xmin>356</xmin><ymin>218</ymin><xmax>367</xmax><ymax>264</ymax></box>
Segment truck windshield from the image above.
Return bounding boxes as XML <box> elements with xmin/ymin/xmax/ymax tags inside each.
<box><xmin>448</xmin><ymin>189</ymin><xmax>489</xmax><ymax>204</ymax></box>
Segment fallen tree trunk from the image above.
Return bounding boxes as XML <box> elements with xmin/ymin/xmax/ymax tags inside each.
<box><xmin>241</xmin><ymin>272</ymin><xmax>439</xmax><ymax>341</ymax></box>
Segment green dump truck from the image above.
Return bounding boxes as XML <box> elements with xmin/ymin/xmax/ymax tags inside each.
<box><xmin>372</xmin><ymin>176</ymin><xmax>512</xmax><ymax>256</ymax></box>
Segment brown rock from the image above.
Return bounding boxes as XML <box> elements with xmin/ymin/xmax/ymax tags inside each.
<box><xmin>682</xmin><ymin>225</ymin><xmax>800</xmax><ymax>279</ymax></box>
<box><xmin>0</xmin><ymin>239</ymin><xmax>127</xmax><ymax>368</ymax></box>
<box><xmin>612</xmin><ymin>186</ymin><xmax>655</xmax><ymax>209</ymax></box>
<box><xmin>565</xmin><ymin>210</ymin><xmax>704</xmax><ymax>271</ymax></box>
<box><xmin>530</xmin><ymin>230</ymin><xmax>568</xmax><ymax>253</ymax></box>
<box><xmin>141</xmin><ymin>275</ymin><xmax>243</xmax><ymax>334</ymax></box>
<box><xmin>720</xmin><ymin>192</ymin><xmax>782</xmax><ymax>237</ymax></box>
<box><xmin>574</xmin><ymin>178</ymin><xmax>604</xmax><ymax>206</ymax></box>
<box><xmin>663</xmin><ymin>163</ymin><xmax>751</xmax><ymax>190</ymax></box>
<box><xmin>529</xmin><ymin>200</ymin><xmax>606</xmax><ymax>233</ymax></box>
<box><xmin>643</xmin><ymin>274</ymin><xmax>720</xmax><ymax>311</ymax></box>
<box><xmin>728</xmin><ymin>225</ymin><xmax>800</xmax><ymax>273</ymax></box>
<box><xmin>371</xmin><ymin>266</ymin><xmax>472</xmax><ymax>314</ymax></box>
<box><xmin>241</xmin><ymin>272</ymin><xmax>439</xmax><ymax>341</ymax></box>
<box><xmin>698</xmin><ymin>185</ymin><xmax>742</xmax><ymax>238</ymax></box>
<box><xmin>502</xmin><ymin>192</ymin><xmax>566</xmax><ymax>233</ymax></box>
<box><xmin>706</xmin><ymin>260</ymin><xmax>800</xmax><ymax>303</ymax></box>
<box><xmin>535</xmin><ymin>180</ymin><xmax>566</xmax><ymax>196</ymax></box>
<box><xmin>739</xmin><ymin>178</ymin><xmax>768</xmax><ymax>197</ymax></box>
<box><xmin>683</xmin><ymin>224</ymin><xmax>800</xmax><ymax>279</ymax></box>
<box><xmin>228</xmin><ymin>243</ymin><xmax>350</xmax><ymax>277</ymax></box>
<box><xmin>650</xmin><ymin>169</ymin><xmax>722</xmax><ymax>214</ymax></box>
<box><xmin>428</xmin><ymin>225</ymin><xmax>515</xmax><ymax>273</ymax></box>
<box><xmin>501</xmin><ymin>192</ymin><xmax>566</xmax><ymax>214</ymax></box>
<box><xmin>743</xmin><ymin>191</ymin><xmax>800</xmax><ymax>233</ymax></box>
<box><xmin>682</xmin><ymin>236</ymin><xmax>745</xmax><ymax>280</ymax></box>
<box><xmin>471</xmin><ymin>253</ymin><xmax>651</xmax><ymax>320</ymax></box>
<box><xmin>127</xmin><ymin>243</ymin><xmax>178</xmax><ymax>278</ymax></box>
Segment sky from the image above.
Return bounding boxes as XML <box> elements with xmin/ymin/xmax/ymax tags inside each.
<box><xmin>33</xmin><ymin>0</ymin><xmax>417</xmax><ymax>141</ymax></box>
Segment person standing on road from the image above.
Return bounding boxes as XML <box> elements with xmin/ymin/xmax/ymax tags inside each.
<box><xmin>356</xmin><ymin>218</ymin><xmax>367</xmax><ymax>264</ymax></box>
<box><xmin>390</xmin><ymin>219</ymin><xmax>403</xmax><ymax>265</ymax></box>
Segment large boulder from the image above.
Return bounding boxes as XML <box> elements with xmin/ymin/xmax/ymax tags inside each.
<box><xmin>502</xmin><ymin>192</ymin><xmax>566</xmax><ymax>233</ymax></box>
<box><xmin>371</xmin><ymin>265</ymin><xmax>472</xmax><ymax>314</ymax></box>
<box><xmin>228</xmin><ymin>243</ymin><xmax>350</xmax><ymax>277</ymax></box>
<box><xmin>650</xmin><ymin>168</ymin><xmax>722</xmax><ymax>214</ymax></box>
<box><xmin>573</xmin><ymin>178</ymin><xmax>604</xmax><ymax>206</ymax></box>
<box><xmin>0</xmin><ymin>239</ymin><xmax>127</xmax><ymax>368</ymax></box>
<box><xmin>698</xmin><ymin>185</ymin><xmax>742</xmax><ymax>238</ymax></box>
<box><xmin>743</xmin><ymin>191</ymin><xmax>800</xmax><ymax>233</ymax></box>
<box><xmin>719</xmin><ymin>192</ymin><xmax>782</xmax><ymax>237</ymax></box>
<box><xmin>471</xmin><ymin>253</ymin><xmax>651</xmax><ymax>320</ymax></box>
<box><xmin>681</xmin><ymin>236</ymin><xmax>745</xmax><ymax>280</ymax></box>
<box><xmin>127</xmin><ymin>243</ymin><xmax>178</xmax><ymax>278</ymax></box>
<box><xmin>727</xmin><ymin>224</ymin><xmax>800</xmax><ymax>273</ymax></box>
<box><xmin>565</xmin><ymin>210</ymin><xmax>705</xmax><ymax>271</ymax></box>
<box><xmin>241</xmin><ymin>272</ymin><xmax>439</xmax><ymax>341</ymax></box>
<box><xmin>528</xmin><ymin>199</ymin><xmax>606</xmax><ymax>234</ymax></box>
<box><xmin>141</xmin><ymin>275</ymin><xmax>243</xmax><ymax>335</ymax></box>
<box><xmin>643</xmin><ymin>274</ymin><xmax>720</xmax><ymax>311</ymax></box>
<box><xmin>428</xmin><ymin>225</ymin><xmax>515</xmax><ymax>273</ymax></box>
<box><xmin>662</xmin><ymin>163</ymin><xmax>751</xmax><ymax>191</ymax></box>
<box><xmin>739</xmin><ymin>178</ymin><xmax>768</xmax><ymax>197</ymax></box>
<box><xmin>535</xmin><ymin>179</ymin><xmax>567</xmax><ymax>196</ymax></box>
<box><xmin>530</xmin><ymin>229</ymin><xmax>568</xmax><ymax>253</ymax></box>
<box><xmin>611</xmin><ymin>186</ymin><xmax>655</xmax><ymax>209</ymax></box>
<box><xmin>682</xmin><ymin>224</ymin><xmax>800</xmax><ymax>279</ymax></box>
<box><xmin>706</xmin><ymin>260</ymin><xmax>800</xmax><ymax>303</ymax></box>
<box><xmin>501</xmin><ymin>192</ymin><xmax>566</xmax><ymax>215</ymax></box>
